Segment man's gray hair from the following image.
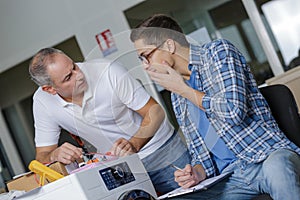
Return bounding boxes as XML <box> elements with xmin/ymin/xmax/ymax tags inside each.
<box><xmin>29</xmin><ymin>48</ymin><xmax>64</xmax><ymax>86</ymax></box>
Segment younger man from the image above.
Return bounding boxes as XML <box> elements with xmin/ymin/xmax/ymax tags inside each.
<box><xmin>130</xmin><ymin>14</ymin><xmax>300</xmax><ymax>199</ymax></box>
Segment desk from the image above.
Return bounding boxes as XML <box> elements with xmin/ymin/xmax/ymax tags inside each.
<box><xmin>266</xmin><ymin>65</ymin><xmax>300</xmax><ymax>109</ymax></box>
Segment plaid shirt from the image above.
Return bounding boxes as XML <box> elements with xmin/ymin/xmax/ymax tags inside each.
<box><xmin>171</xmin><ymin>39</ymin><xmax>300</xmax><ymax>177</ymax></box>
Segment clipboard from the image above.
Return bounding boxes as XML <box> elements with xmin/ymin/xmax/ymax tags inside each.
<box><xmin>158</xmin><ymin>172</ymin><xmax>231</xmax><ymax>199</ymax></box>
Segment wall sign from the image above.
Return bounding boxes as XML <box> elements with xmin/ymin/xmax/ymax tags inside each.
<box><xmin>95</xmin><ymin>29</ymin><xmax>117</xmax><ymax>57</ymax></box>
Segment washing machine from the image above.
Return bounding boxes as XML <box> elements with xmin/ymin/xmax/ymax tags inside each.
<box><xmin>15</xmin><ymin>154</ymin><xmax>157</xmax><ymax>200</ymax></box>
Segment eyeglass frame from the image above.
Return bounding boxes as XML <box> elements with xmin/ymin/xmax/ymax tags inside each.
<box><xmin>138</xmin><ymin>41</ymin><xmax>165</xmax><ymax>65</ymax></box>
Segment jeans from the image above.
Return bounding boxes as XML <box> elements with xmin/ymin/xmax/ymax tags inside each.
<box><xmin>170</xmin><ymin>149</ymin><xmax>300</xmax><ymax>200</ymax></box>
<box><xmin>142</xmin><ymin>131</ymin><xmax>191</xmax><ymax>195</ymax></box>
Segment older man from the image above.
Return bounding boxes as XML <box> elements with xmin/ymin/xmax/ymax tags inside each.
<box><xmin>29</xmin><ymin>47</ymin><xmax>191</xmax><ymax>194</ymax></box>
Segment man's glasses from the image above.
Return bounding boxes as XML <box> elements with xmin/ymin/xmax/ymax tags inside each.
<box><xmin>138</xmin><ymin>41</ymin><xmax>165</xmax><ymax>65</ymax></box>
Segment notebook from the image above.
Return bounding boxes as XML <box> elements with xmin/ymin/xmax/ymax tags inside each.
<box><xmin>158</xmin><ymin>172</ymin><xmax>231</xmax><ymax>199</ymax></box>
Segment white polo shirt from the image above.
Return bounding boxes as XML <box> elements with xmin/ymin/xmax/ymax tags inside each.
<box><xmin>33</xmin><ymin>59</ymin><xmax>173</xmax><ymax>159</ymax></box>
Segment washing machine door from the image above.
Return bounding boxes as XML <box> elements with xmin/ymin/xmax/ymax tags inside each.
<box><xmin>118</xmin><ymin>189</ymin><xmax>156</xmax><ymax>200</ymax></box>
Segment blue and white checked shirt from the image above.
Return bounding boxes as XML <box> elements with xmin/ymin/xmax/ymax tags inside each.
<box><xmin>171</xmin><ymin>39</ymin><xmax>300</xmax><ymax>178</ymax></box>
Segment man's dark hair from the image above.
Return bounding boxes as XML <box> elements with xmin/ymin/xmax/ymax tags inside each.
<box><xmin>130</xmin><ymin>14</ymin><xmax>189</xmax><ymax>47</ymax></box>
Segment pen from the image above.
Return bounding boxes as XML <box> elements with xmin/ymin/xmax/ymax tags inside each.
<box><xmin>171</xmin><ymin>164</ymin><xmax>184</xmax><ymax>172</ymax></box>
<box><xmin>171</xmin><ymin>164</ymin><xmax>192</xmax><ymax>175</ymax></box>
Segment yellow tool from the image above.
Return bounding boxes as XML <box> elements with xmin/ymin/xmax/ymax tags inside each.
<box><xmin>28</xmin><ymin>160</ymin><xmax>64</xmax><ymax>186</ymax></box>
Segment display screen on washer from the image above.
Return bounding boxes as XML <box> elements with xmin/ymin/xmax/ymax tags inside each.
<box><xmin>99</xmin><ymin>162</ymin><xmax>136</xmax><ymax>190</ymax></box>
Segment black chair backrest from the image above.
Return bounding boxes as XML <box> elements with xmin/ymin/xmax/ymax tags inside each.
<box><xmin>259</xmin><ymin>84</ymin><xmax>300</xmax><ymax>147</ymax></box>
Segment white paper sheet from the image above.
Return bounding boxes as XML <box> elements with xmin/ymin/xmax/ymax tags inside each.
<box><xmin>158</xmin><ymin>172</ymin><xmax>231</xmax><ymax>199</ymax></box>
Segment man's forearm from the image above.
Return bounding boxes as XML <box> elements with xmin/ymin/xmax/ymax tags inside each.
<box><xmin>36</xmin><ymin>151</ymin><xmax>53</xmax><ymax>164</ymax></box>
<box><xmin>129</xmin><ymin>102</ymin><xmax>165</xmax><ymax>151</ymax></box>
<box><xmin>181</xmin><ymin>86</ymin><xmax>205</xmax><ymax>110</ymax></box>
<box><xmin>35</xmin><ymin>144</ymin><xmax>59</xmax><ymax>164</ymax></box>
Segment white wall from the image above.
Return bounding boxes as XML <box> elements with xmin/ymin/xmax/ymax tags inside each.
<box><xmin>0</xmin><ymin>0</ymin><xmax>163</xmax><ymax>101</ymax></box>
<box><xmin>0</xmin><ymin>0</ymin><xmax>143</xmax><ymax>73</ymax></box>
<box><xmin>0</xmin><ymin>0</ymin><xmax>168</xmax><ymax>174</ymax></box>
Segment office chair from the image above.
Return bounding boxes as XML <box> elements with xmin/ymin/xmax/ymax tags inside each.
<box><xmin>259</xmin><ymin>84</ymin><xmax>300</xmax><ymax>147</ymax></box>
<box><xmin>251</xmin><ymin>84</ymin><xmax>300</xmax><ymax>200</ymax></box>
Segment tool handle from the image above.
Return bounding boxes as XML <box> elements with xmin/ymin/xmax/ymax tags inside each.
<box><xmin>29</xmin><ymin>160</ymin><xmax>64</xmax><ymax>185</ymax></box>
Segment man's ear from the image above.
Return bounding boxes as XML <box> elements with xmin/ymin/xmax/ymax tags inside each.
<box><xmin>166</xmin><ymin>39</ymin><xmax>176</xmax><ymax>54</ymax></box>
<box><xmin>42</xmin><ymin>85</ymin><xmax>57</xmax><ymax>95</ymax></box>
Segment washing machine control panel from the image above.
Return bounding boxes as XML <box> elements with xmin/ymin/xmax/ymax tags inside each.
<box><xmin>99</xmin><ymin>162</ymin><xmax>135</xmax><ymax>190</ymax></box>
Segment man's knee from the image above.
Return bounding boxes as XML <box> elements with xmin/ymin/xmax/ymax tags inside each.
<box><xmin>263</xmin><ymin>149</ymin><xmax>300</xmax><ymax>169</ymax></box>
<box><xmin>262</xmin><ymin>149</ymin><xmax>300</xmax><ymax>184</ymax></box>
<box><xmin>262</xmin><ymin>149</ymin><xmax>300</xmax><ymax>199</ymax></box>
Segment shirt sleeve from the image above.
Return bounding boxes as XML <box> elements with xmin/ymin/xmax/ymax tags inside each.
<box><xmin>33</xmin><ymin>91</ymin><xmax>61</xmax><ymax>147</ymax></box>
<box><xmin>107</xmin><ymin>62</ymin><xmax>150</xmax><ymax>110</ymax></box>
<box><xmin>201</xmin><ymin>39</ymin><xmax>248</xmax><ymax>126</ymax></box>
